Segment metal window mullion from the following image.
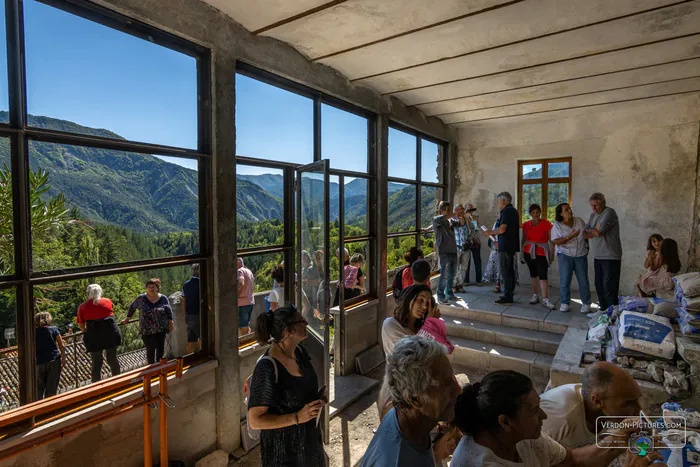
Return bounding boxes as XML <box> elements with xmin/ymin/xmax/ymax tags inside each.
<box><xmin>284</xmin><ymin>168</ymin><xmax>295</xmax><ymax>304</ymax></box>
<box><xmin>314</xmin><ymin>97</ymin><xmax>321</xmax><ymax>163</ymax></box>
<box><xmin>338</xmin><ymin>175</ymin><xmax>345</xmax><ymax>374</ymax></box>
<box><xmin>7</xmin><ymin>0</ymin><xmax>34</xmax><ymax>406</ymax></box>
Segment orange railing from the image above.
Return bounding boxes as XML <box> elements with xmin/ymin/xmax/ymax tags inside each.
<box><xmin>0</xmin><ymin>357</ymin><xmax>184</xmax><ymax>466</ymax></box>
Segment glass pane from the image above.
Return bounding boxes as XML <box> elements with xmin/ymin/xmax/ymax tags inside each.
<box><xmin>236</xmin><ymin>74</ymin><xmax>313</xmax><ymax>165</ymax></box>
<box><xmin>421</xmin><ymin>233</ymin><xmax>439</xmax><ymax>274</ymax></box>
<box><xmin>345</xmin><ymin>240</ymin><xmax>369</xmax><ymax>299</ymax></box>
<box><xmin>547</xmin><ymin>183</ymin><xmax>569</xmax><ymax>222</ymax></box>
<box><xmin>548</xmin><ymin>162</ymin><xmax>569</xmax><ymax>178</ymax></box>
<box><xmin>30</xmin><ymin>265</ymin><xmax>191</xmax><ymax>402</ymax></box>
<box><xmin>421</xmin><ymin>139</ymin><xmax>440</xmax><ymax>183</ymax></box>
<box><xmin>322</xmin><ymin>104</ymin><xmax>368</xmax><ymax>173</ymax></box>
<box><xmin>387</xmin><ymin>235</ymin><xmax>418</xmax><ymax>288</ymax></box>
<box><xmin>299</xmin><ymin>170</ymin><xmax>326</xmax><ymax>335</ymax></box>
<box><xmin>236</xmin><ymin>165</ymin><xmax>284</xmax><ymax>248</ymax></box>
<box><xmin>388</xmin><ymin>127</ymin><xmax>417</xmax><ymax>180</ymax></box>
<box><xmin>421</xmin><ymin>186</ymin><xmax>442</xmax><ymax>230</ymax></box>
<box><xmin>24</xmin><ymin>0</ymin><xmax>197</xmax><ymax>149</ymax></box>
<box><xmin>29</xmin><ymin>142</ymin><xmax>199</xmax><ymax>271</ymax></box>
<box><xmin>344</xmin><ymin>177</ymin><xmax>367</xmax><ymax>237</ymax></box>
<box><xmin>240</xmin><ymin>252</ymin><xmax>285</xmax><ymax>335</ymax></box>
<box><xmin>0</xmin><ymin>137</ymin><xmax>13</xmax><ymax>275</ymax></box>
<box><xmin>388</xmin><ymin>183</ymin><xmax>416</xmax><ymax>233</ymax></box>
<box><xmin>522</xmin><ymin>163</ymin><xmax>542</xmax><ymax>180</ymax></box>
<box><xmin>0</xmin><ymin>4</ymin><xmax>8</xmax><ymax>123</ymax></box>
<box><xmin>0</xmin><ymin>288</ymin><xmax>18</xmax><ymax>413</ymax></box>
<box><xmin>521</xmin><ymin>184</ymin><xmax>542</xmax><ymax>223</ymax></box>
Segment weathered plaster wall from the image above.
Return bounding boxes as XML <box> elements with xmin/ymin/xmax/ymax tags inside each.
<box><xmin>455</xmin><ymin>93</ymin><xmax>700</xmax><ymax>295</ymax></box>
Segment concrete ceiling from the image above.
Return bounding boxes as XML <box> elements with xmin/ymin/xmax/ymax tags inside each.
<box><xmin>205</xmin><ymin>0</ymin><xmax>700</xmax><ymax>127</ymax></box>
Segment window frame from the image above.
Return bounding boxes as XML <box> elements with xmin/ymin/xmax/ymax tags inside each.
<box><xmin>234</xmin><ymin>64</ymin><xmax>378</xmax><ymax>345</ymax></box>
<box><xmin>517</xmin><ymin>157</ymin><xmax>573</xmax><ymax>223</ymax></box>
<box><xmin>0</xmin><ymin>0</ymin><xmax>212</xmax><ymax>412</ymax></box>
<box><xmin>386</xmin><ymin>121</ymin><xmax>447</xmax><ymax>282</ymax></box>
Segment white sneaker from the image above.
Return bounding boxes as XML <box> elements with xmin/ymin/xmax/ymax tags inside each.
<box><xmin>581</xmin><ymin>304</ymin><xmax>591</xmax><ymax>314</ymax></box>
<box><xmin>560</xmin><ymin>304</ymin><xmax>570</xmax><ymax>312</ymax></box>
<box><xmin>543</xmin><ymin>298</ymin><xmax>555</xmax><ymax>310</ymax></box>
<box><xmin>529</xmin><ymin>294</ymin><xmax>539</xmax><ymax>305</ymax></box>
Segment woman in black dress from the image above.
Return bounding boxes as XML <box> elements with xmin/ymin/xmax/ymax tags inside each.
<box><xmin>247</xmin><ymin>305</ymin><xmax>326</xmax><ymax>467</ymax></box>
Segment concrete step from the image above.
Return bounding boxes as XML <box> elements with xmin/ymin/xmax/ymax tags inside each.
<box><xmin>450</xmin><ymin>336</ymin><xmax>553</xmax><ymax>382</ymax></box>
<box><xmin>441</xmin><ymin>315</ymin><xmax>563</xmax><ymax>355</ymax></box>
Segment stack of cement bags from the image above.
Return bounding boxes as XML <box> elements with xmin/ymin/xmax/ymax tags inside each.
<box><xmin>673</xmin><ymin>272</ymin><xmax>700</xmax><ymax>341</ymax></box>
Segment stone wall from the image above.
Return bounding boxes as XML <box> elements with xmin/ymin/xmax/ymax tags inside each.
<box><xmin>455</xmin><ymin>93</ymin><xmax>700</xmax><ymax>295</ymax></box>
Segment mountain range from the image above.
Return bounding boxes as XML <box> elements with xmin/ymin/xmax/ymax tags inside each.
<box><xmin>0</xmin><ymin>113</ymin><xmax>428</xmax><ymax>235</ymax></box>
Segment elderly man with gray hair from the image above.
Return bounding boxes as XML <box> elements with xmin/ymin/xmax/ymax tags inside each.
<box><xmin>482</xmin><ymin>192</ymin><xmax>520</xmax><ymax>305</ymax></box>
<box><xmin>583</xmin><ymin>193</ymin><xmax>622</xmax><ymax>312</ymax></box>
<box><xmin>361</xmin><ymin>336</ymin><xmax>462</xmax><ymax>466</ymax></box>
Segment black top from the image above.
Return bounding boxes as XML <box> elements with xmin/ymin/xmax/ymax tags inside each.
<box><xmin>35</xmin><ymin>326</ymin><xmax>60</xmax><ymax>365</ymax></box>
<box><xmin>182</xmin><ymin>276</ymin><xmax>200</xmax><ymax>316</ymax></box>
<box><xmin>248</xmin><ymin>346</ymin><xmax>325</xmax><ymax>467</ymax></box>
<box><xmin>497</xmin><ymin>203</ymin><xmax>521</xmax><ymax>253</ymax></box>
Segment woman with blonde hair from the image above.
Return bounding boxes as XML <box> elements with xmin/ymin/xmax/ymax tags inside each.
<box><xmin>78</xmin><ymin>284</ymin><xmax>122</xmax><ymax>382</ymax></box>
<box><xmin>35</xmin><ymin>312</ymin><xmax>65</xmax><ymax>399</ymax></box>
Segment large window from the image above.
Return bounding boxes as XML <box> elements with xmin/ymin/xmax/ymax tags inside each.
<box><xmin>386</xmin><ymin>125</ymin><xmax>446</xmax><ymax>277</ymax></box>
<box><xmin>0</xmin><ymin>0</ymin><xmax>211</xmax><ymax>414</ymax></box>
<box><xmin>235</xmin><ymin>66</ymin><xmax>376</xmax><ymax>348</ymax></box>
<box><xmin>518</xmin><ymin>158</ymin><xmax>572</xmax><ymax>223</ymax></box>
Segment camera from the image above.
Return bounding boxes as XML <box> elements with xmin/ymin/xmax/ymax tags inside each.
<box><xmin>465</xmin><ymin>207</ymin><xmax>477</xmax><ymax>213</ymax></box>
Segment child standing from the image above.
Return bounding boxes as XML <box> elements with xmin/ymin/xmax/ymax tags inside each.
<box><xmin>350</xmin><ymin>253</ymin><xmax>366</xmax><ymax>294</ymax></box>
<box><xmin>35</xmin><ymin>312</ymin><xmax>65</xmax><ymax>399</ymax></box>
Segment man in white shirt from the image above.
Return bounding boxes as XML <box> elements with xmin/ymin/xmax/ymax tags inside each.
<box><xmin>541</xmin><ymin>362</ymin><xmax>642</xmax><ymax>450</ymax></box>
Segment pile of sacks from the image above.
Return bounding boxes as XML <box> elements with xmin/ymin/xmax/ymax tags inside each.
<box><xmin>673</xmin><ymin>272</ymin><xmax>700</xmax><ymax>341</ymax></box>
<box><xmin>585</xmin><ymin>296</ymin><xmax>694</xmax><ymax>399</ymax></box>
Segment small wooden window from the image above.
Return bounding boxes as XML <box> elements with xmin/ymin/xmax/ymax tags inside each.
<box><xmin>517</xmin><ymin>158</ymin><xmax>572</xmax><ymax>223</ymax></box>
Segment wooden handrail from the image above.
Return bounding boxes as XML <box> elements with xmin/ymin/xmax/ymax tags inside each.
<box><xmin>0</xmin><ymin>359</ymin><xmax>181</xmax><ymax>429</ymax></box>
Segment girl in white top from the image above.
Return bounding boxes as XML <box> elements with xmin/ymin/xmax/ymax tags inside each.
<box><xmin>378</xmin><ymin>284</ymin><xmax>434</xmax><ymax>421</ymax></box>
<box><xmin>550</xmin><ymin>203</ymin><xmax>591</xmax><ymax>314</ymax></box>
<box><xmin>451</xmin><ymin>371</ymin><xmax>664</xmax><ymax>467</ymax></box>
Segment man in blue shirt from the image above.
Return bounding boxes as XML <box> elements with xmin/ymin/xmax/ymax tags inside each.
<box><xmin>483</xmin><ymin>192</ymin><xmax>520</xmax><ymax>304</ymax></box>
<box><xmin>182</xmin><ymin>263</ymin><xmax>201</xmax><ymax>354</ymax></box>
<box><xmin>360</xmin><ymin>336</ymin><xmax>462</xmax><ymax>467</ymax></box>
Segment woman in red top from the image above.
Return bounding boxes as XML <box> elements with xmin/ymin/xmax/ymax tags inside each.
<box><xmin>520</xmin><ymin>204</ymin><xmax>555</xmax><ymax>310</ymax></box>
<box><xmin>77</xmin><ymin>284</ymin><xmax>122</xmax><ymax>383</ymax></box>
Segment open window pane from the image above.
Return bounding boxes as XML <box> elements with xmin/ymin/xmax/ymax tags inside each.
<box><xmin>0</xmin><ymin>288</ymin><xmax>18</xmax><ymax>413</ymax></box>
<box><xmin>420</xmin><ymin>139</ymin><xmax>440</xmax><ymax>183</ymax></box>
<box><xmin>344</xmin><ymin>177</ymin><xmax>368</xmax><ymax>237</ymax></box>
<box><xmin>521</xmin><ymin>184</ymin><xmax>542</xmax><ymax>223</ymax></box>
<box><xmin>388</xmin><ymin>183</ymin><xmax>416</xmax><ymax>233</ymax></box>
<box><xmin>236</xmin><ymin>74</ymin><xmax>313</xmax><ymax>165</ymax></box>
<box><xmin>0</xmin><ymin>137</ymin><xmax>13</xmax><ymax>275</ymax></box>
<box><xmin>547</xmin><ymin>183</ymin><xmax>569</xmax><ymax>222</ymax></box>
<box><xmin>24</xmin><ymin>0</ymin><xmax>197</xmax><ymax>149</ymax></box>
<box><xmin>388</xmin><ymin>128</ymin><xmax>417</xmax><ymax>180</ymax></box>
<box><xmin>236</xmin><ymin>165</ymin><xmax>284</xmax><ymax>249</ymax></box>
<box><xmin>0</xmin><ymin>4</ymin><xmax>8</xmax><ymax>124</ymax></box>
<box><xmin>29</xmin><ymin>142</ymin><xmax>199</xmax><ymax>271</ymax></box>
<box><xmin>548</xmin><ymin>162</ymin><xmax>569</xmax><ymax>178</ymax></box>
<box><xmin>240</xmin><ymin>252</ymin><xmax>285</xmax><ymax>334</ymax></box>
<box><xmin>322</xmin><ymin>104</ymin><xmax>368</xmax><ymax>173</ymax></box>
<box><xmin>28</xmin><ymin>264</ymin><xmax>193</xmax><ymax>402</ymax></box>
<box><xmin>522</xmin><ymin>163</ymin><xmax>542</xmax><ymax>180</ymax></box>
<box><xmin>421</xmin><ymin>186</ymin><xmax>441</xmax><ymax>230</ymax></box>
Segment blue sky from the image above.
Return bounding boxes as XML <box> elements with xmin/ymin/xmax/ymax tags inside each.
<box><xmin>0</xmin><ymin>1</ymin><xmax>437</xmax><ymax>179</ymax></box>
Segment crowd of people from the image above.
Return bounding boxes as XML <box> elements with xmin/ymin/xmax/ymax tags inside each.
<box><xmin>33</xmin><ymin>264</ymin><xmax>204</xmax><ymax>399</ymax></box>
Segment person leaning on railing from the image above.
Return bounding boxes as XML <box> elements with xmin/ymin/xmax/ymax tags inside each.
<box><xmin>122</xmin><ymin>278</ymin><xmax>174</xmax><ymax>364</ymax></box>
<box><xmin>78</xmin><ymin>284</ymin><xmax>122</xmax><ymax>383</ymax></box>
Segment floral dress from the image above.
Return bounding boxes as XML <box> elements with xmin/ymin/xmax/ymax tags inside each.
<box><xmin>482</xmin><ymin>220</ymin><xmax>519</xmax><ymax>284</ymax></box>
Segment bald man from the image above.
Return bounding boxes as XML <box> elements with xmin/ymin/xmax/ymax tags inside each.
<box><xmin>541</xmin><ymin>362</ymin><xmax>642</xmax><ymax>449</ymax></box>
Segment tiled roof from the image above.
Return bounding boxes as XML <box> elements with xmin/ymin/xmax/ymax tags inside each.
<box><xmin>0</xmin><ymin>343</ymin><xmax>148</xmax><ymax>413</ymax></box>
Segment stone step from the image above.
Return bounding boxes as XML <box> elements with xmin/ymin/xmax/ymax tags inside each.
<box><xmin>438</xmin><ymin>295</ymin><xmax>588</xmax><ymax>335</ymax></box>
<box><xmin>450</xmin><ymin>336</ymin><xmax>553</xmax><ymax>382</ymax></box>
<box><xmin>441</xmin><ymin>315</ymin><xmax>563</xmax><ymax>355</ymax></box>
